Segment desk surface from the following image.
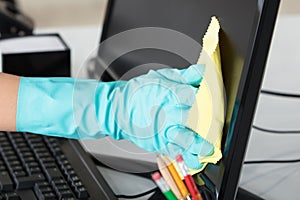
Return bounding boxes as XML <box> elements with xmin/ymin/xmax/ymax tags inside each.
<box><xmin>36</xmin><ymin>14</ymin><xmax>300</xmax><ymax>200</ymax></box>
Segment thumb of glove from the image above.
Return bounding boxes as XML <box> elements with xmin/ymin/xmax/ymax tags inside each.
<box><xmin>178</xmin><ymin>64</ymin><xmax>206</xmax><ymax>86</ymax></box>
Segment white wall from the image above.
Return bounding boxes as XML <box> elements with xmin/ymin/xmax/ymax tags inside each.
<box><xmin>18</xmin><ymin>0</ymin><xmax>108</xmax><ymax>27</ymax></box>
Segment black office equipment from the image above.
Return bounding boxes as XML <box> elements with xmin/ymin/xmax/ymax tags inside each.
<box><xmin>90</xmin><ymin>0</ymin><xmax>281</xmax><ymax>199</ymax></box>
<box><xmin>0</xmin><ymin>1</ymin><xmax>33</xmax><ymax>37</ymax></box>
<box><xmin>0</xmin><ymin>132</ymin><xmax>116</xmax><ymax>199</ymax></box>
<box><xmin>1</xmin><ymin>34</ymin><xmax>71</xmax><ymax>77</ymax></box>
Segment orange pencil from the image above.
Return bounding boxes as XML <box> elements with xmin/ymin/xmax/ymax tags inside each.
<box><xmin>157</xmin><ymin>156</ymin><xmax>183</xmax><ymax>199</ymax></box>
<box><xmin>161</xmin><ymin>155</ymin><xmax>190</xmax><ymax>198</ymax></box>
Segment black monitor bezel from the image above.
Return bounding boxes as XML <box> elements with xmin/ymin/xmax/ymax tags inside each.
<box><xmin>216</xmin><ymin>0</ymin><xmax>280</xmax><ymax>199</ymax></box>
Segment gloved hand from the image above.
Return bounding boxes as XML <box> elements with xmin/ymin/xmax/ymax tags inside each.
<box><xmin>16</xmin><ymin>64</ymin><xmax>214</xmax><ymax>169</ymax></box>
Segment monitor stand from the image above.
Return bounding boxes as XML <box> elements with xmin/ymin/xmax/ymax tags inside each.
<box><xmin>237</xmin><ymin>187</ymin><xmax>264</xmax><ymax>200</ymax></box>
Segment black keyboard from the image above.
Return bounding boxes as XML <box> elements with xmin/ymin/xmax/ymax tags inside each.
<box><xmin>0</xmin><ymin>131</ymin><xmax>116</xmax><ymax>200</ymax></box>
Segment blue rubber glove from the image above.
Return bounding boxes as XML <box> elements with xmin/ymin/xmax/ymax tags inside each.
<box><xmin>16</xmin><ymin>64</ymin><xmax>214</xmax><ymax>169</ymax></box>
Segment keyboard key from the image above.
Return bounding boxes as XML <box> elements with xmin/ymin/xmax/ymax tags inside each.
<box><xmin>14</xmin><ymin>138</ymin><xmax>26</xmax><ymax>144</ymax></box>
<box><xmin>57</xmin><ymin>155</ymin><xmax>67</xmax><ymax>162</ymax></box>
<box><xmin>31</xmin><ymin>143</ymin><xmax>45</xmax><ymax>149</ymax></box>
<box><xmin>1</xmin><ymin>141</ymin><xmax>11</xmax><ymax>148</ymax></box>
<box><xmin>34</xmin><ymin>182</ymin><xmax>56</xmax><ymax>200</ymax></box>
<box><xmin>76</xmin><ymin>186</ymin><xmax>89</xmax><ymax>199</ymax></box>
<box><xmin>0</xmin><ymin>136</ymin><xmax>8</xmax><ymax>141</ymax></box>
<box><xmin>39</xmin><ymin>153</ymin><xmax>52</xmax><ymax>159</ymax></box>
<box><xmin>1</xmin><ymin>146</ymin><xmax>13</xmax><ymax>153</ymax></box>
<box><xmin>52</xmin><ymin>177</ymin><xmax>66</xmax><ymax>185</ymax></box>
<box><xmin>43</xmin><ymin>162</ymin><xmax>57</xmax><ymax>169</ymax></box>
<box><xmin>72</xmin><ymin>181</ymin><xmax>83</xmax><ymax>188</ymax></box>
<box><xmin>48</xmin><ymin>138</ymin><xmax>58</xmax><ymax>144</ymax></box>
<box><xmin>52</xmin><ymin>180</ymin><xmax>75</xmax><ymax>199</ymax></box>
<box><xmin>69</xmin><ymin>175</ymin><xmax>79</xmax><ymax>183</ymax></box>
<box><xmin>13</xmin><ymin>170</ymin><xmax>26</xmax><ymax>177</ymax></box>
<box><xmin>43</xmin><ymin>192</ymin><xmax>56</xmax><ymax>200</ymax></box>
<box><xmin>40</xmin><ymin>186</ymin><xmax>53</xmax><ymax>193</ymax></box>
<box><xmin>8</xmin><ymin>160</ymin><xmax>21</xmax><ymax>167</ymax></box>
<box><xmin>23</xmin><ymin>157</ymin><xmax>35</xmax><ymax>163</ymax></box>
<box><xmin>40</xmin><ymin>157</ymin><xmax>55</xmax><ymax>164</ymax></box>
<box><xmin>58</xmin><ymin>189</ymin><xmax>74</xmax><ymax>199</ymax></box>
<box><xmin>21</xmin><ymin>151</ymin><xmax>34</xmax><ymax>158</ymax></box>
<box><xmin>28</xmin><ymin>137</ymin><xmax>43</xmax><ymax>143</ymax></box>
<box><xmin>17</xmin><ymin>147</ymin><xmax>31</xmax><ymax>152</ymax></box>
<box><xmin>36</xmin><ymin>181</ymin><xmax>51</xmax><ymax>188</ymax></box>
<box><xmin>26</xmin><ymin>162</ymin><xmax>39</xmax><ymax>168</ymax></box>
<box><xmin>28</xmin><ymin>167</ymin><xmax>42</xmax><ymax>174</ymax></box>
<box><xmin>9</xmin><ymin>132</ymin><xmax>22</xmax><ymax>138</ymax></box>
<box><xmin>0</xmin><ymin>171</ymin><xmax>14</xmax><ymax>191</ymax></box>
<box><xmin>56</xmin><ymin>184</ymin><xmax>70</xmax><ymax>191</ymax></box>
<box><xmin>35</xmin><ymin>146</ymin><xmax>49</xmax><ymax>152</ymax></box>
<box><xmin>60</xmin><ymin>159</ymin><xmax>70</xmax><ymax>166</ymax></box>
<box><xmin>3</xmin><ymin>150</ymin><xmax>15</xmax><ymax>157</ymax></box>
<box><xmin>15</xmin><ymin>173</ymin><xmax>45</xmax><ymax>189</ymax></box>
<box><xmin>65</xmin><ymin>170</ymin><xmax>76</xmax><ymax>181</ymax></box>
<box><xmin>4</xmin><ymin>192</ymin><xmax>20</xmax><ymax>200</ymax></box>
<box><xmin>14</xmin><ymin>143</ymin><xmax>27</xmax><ymax>148</ymax></box>
<box><xmin>62</xmin><ymin>164</ymin><xmax>72</xmax><ymax>171</ymax></box>
<box><xmin>6</xmin><ymin>155</ymin><xmax>18</xmax><ymax>161</ymax></box>
<box><xmin>11</xmin><ymin>166</ymin><xmax>23</xmax><ymax>172</ymax></box>
<box><xmin>44</xmin><ymin>168</ymin><xmax>62</xmax><ymax>181</ymax></box>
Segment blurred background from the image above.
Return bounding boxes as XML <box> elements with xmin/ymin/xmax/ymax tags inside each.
<box><xmin>17</xmin><ymin>0</ymin><xmax>299</xmax><ymax>28</ymax></box>
<box><xmin>18</xmin><ymin>0</ymin><xmax>108</xmax><ymax>27</ymax></box>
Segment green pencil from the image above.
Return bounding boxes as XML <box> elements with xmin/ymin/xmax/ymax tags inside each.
<box><xmin>152</xmin><ymin>172</ymin><xmax>177</xmax><ymax>200</ymax></box>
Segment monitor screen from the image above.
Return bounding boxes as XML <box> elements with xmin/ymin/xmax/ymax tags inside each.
<box><xmin>88</xmin><ymin>0</ymin><xmax>280</xmax><ymax>199</ymax></box>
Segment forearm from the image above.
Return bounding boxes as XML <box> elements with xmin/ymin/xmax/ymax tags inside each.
<box><xmin>0</xmin><ymin>73</ymin><xmax>20</xmax><ymax>131</ymax></box>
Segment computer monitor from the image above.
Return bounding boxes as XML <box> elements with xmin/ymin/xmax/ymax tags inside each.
<box><xmin>85</xmin><ymin>0</ymin><xmax>280</xmax><ymax>199</ymax></box>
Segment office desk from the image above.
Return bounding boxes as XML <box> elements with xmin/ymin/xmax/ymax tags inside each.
<box><xmin>36</xmin><ymin>14</ymin><xmax>300</xmax><ymax>199</ymax></box>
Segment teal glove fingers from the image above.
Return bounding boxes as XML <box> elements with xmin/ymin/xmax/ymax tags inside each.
<box><xmin>179</xmin><ymin>64</ymin><xmax>206</xmax><ymax>86</ymax></box>
<box><xmin>165</xmin><ymin>126</ymin><xmax>214</xmax><ymax>169</ymax></box>
<box><xmin>108</xmin><ymin>64</ymin><xmax>212</xmax><ymax>169</ymax></box>
<box><xmin>154</xmin><ymin>64</ymin><xmax>205</xmax><ymax>86</ymax></box>
<box><xmin>166</xmin><ymin>126</ymin><xmax>214</xmax><ymax>156</ymax></box>
<box><xmin>182</xmin><ymin>154</ymin><xmax>204</xmax><ymax>170</ymax></box>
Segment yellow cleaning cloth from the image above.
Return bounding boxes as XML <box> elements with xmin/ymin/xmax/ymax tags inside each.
<box><xmin>186</xmin><ymin>16</ymin><xmax>225</xmax><ymax>174</ymax></box>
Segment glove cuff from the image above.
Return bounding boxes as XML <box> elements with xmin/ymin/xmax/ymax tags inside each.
<box><xmin>16</xmin><ymin>77</ymin><xmax>109</xmax><ymax>139</ymax></box>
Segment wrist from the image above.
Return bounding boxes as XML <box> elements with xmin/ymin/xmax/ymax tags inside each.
<box><xmin>16</xmin><ymin>77</ymin><xmax>77</xmax><ymax>137</ymax></box>
<box><xmin>0</xmin><ymin>73</ymin><xmax>20</xmax><ymax>131</ymax></box>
